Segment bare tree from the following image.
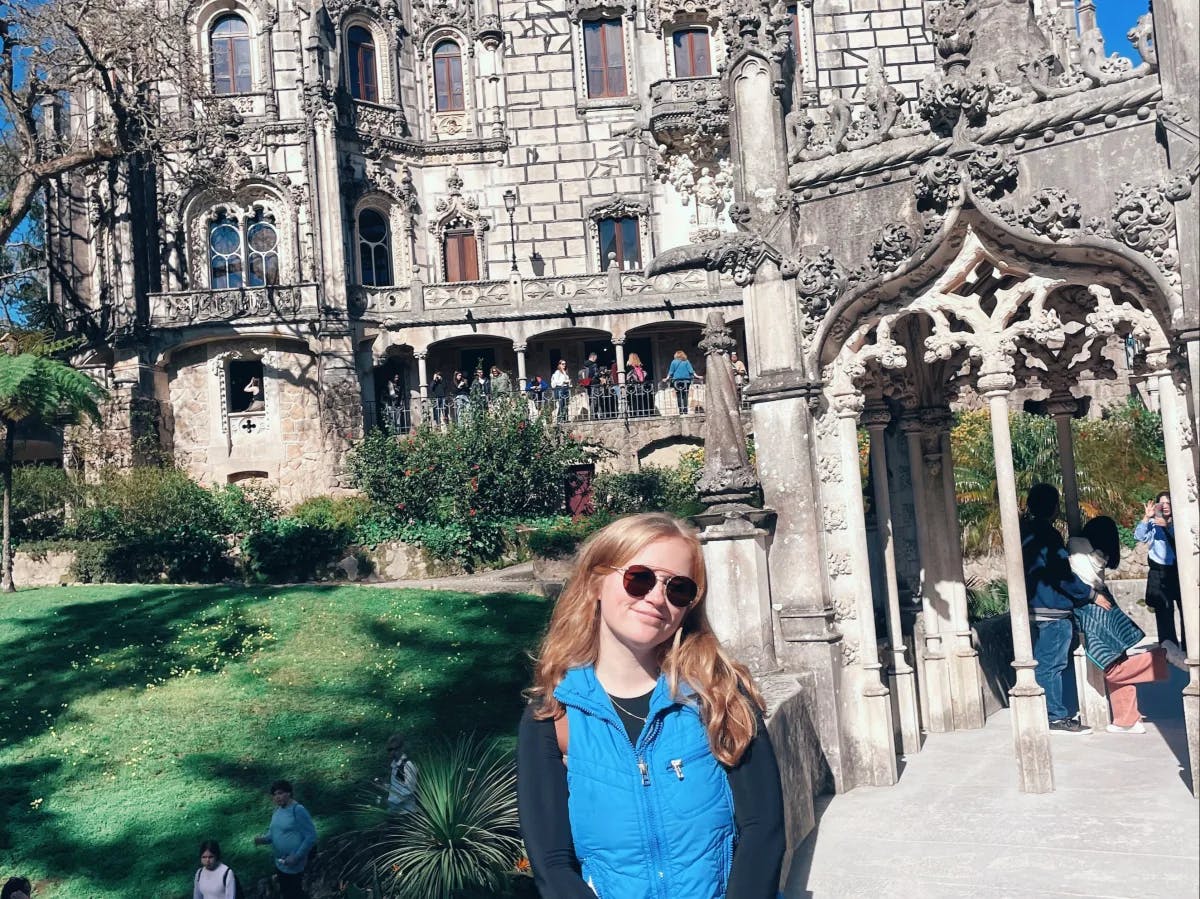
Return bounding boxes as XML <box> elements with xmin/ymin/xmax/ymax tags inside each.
<box><xmin>0</xmin><ymin>0</ymin><xmax>207</xmax><ymax>252</ymax></box>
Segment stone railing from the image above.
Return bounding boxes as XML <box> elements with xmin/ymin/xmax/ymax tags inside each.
<box><xmin>423</xmin><ymin>278</ymin><xmax>513</xmax><ymax>310</ymax></box>
<box><xmin>149</xmin><ymin>283</ymin><xmax>320</xmax><ymax>327</ymax></box>
<box><xmin>349</xmin><ymin>285</ymin><xmax>414</xmax><ymax>316</ymax></box>
<box><xmin>348</xmin><ymin>98</ymin><xmax>408</xmax><ymax>139</ymax></box>
<box><xmin>648</xmin><ymin>76</ymin><xmax>727</xmax><ymax>138</ymax></box>
<box><xmin>195</xmin><ymin>92</ymin><xmax>273</xmax><ymax>119</ymax></box>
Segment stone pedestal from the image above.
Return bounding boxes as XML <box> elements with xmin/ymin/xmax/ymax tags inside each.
<box><xmin>1073</xmin><ymin>645</ymin><xmax>1111</xmax><ymax>729</ymax></box>
<box><xmin>697</xmin><ymin>508</ymin><xmax>779</xmax><ymax>674</ymax></box>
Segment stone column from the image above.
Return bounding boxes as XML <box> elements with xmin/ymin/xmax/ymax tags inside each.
<box><xmin>1154</xmin><ymin>364</ymin><xmax>1200</xmax><ymax>796</ymax></box>
<box><xmin>834</xmin><ymin>392</ymin><xmax>898</xmax><ymax>786</ymax></box>
<box><xmin>937</xmin><ymin>421</ymin><xmax>985</xmax><ymax>730</ymax></box>
<box><xmin>901</xmin><ymin>413</ymin><xmax>954</xmax><ymax>733</ymax></box>
<box><xmin>864</xmin><ymin>404</ymin><xmax>922</xmax><ymax>756</ymax></box>
<box><xmin>315</xmin><ymin>331</ymin><xmax>364</xmax><ymax>492</ymax></box>
<box><xmin>981</xmin><ymin>371</ymin><xmax>1054</xmax><ymax>793</ymax></box>
<box><xmin>1047</xmin><ymin>392</ymin><xmax>1082</xmax><ymax>536</ymax></box>
<box><xmin>515</xmin><ymin>343</ymin><xmax>528</xmax><ymax>391</ymax></box>
<box><xmin>415</xmin><ymin>352</ymin><xmax>429</xmax><ymax>400</ymax></box>
<box><xmin>612</xmin><ymin>337</ymin><xmax>627</xmax><ymax>415</ymax></box>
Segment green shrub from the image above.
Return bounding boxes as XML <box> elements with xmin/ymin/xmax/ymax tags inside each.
<box><xmin>343</xmin><ymin>734</ymin><xmax>522</xmax><ymax>899</ymax></box>
<box><xmin>69</xmin><ymin>467</ymin><xmax>230</xmax><ymax>582</ymax></box>
<box><xmin>210</xmin><ymin>481</ymin><xmax>282</xmax><ymax>538</ymax></box>
<box><xmin>346</xmin><ymin>400</ymin><xmax>590</xmax><ymax>562</ymax></box>
<box><xmin>526</xmin><ymin>512</ymin><xmax>612</xmax><ymax>559</ymax></box>
<box><xmin>11</xmin><ymin>465</ymin><xmax>82</xmax><ymax>543</ymax></box>
<box><xmin>593</xmin><ymin>465</ymin><xmax>702</xmax><ymax>518</ymax></box>
<box><xmin>240</xmin><ymin>515</ymin><xmax>352</xmax><ymax>583</ymax></box>
<box><xmin>967</xmin><ymin>578</ymin><xmax>1010</xmax><ymax>621</ymax></box>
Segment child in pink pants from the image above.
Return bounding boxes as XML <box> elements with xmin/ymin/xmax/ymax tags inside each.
<box><xmin>1104</xmin><ymin>648</ymin><xmax>1168</xmax><ymax>728</ymax></box>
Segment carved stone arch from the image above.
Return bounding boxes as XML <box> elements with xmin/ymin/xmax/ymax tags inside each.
<box><xmin>340</xmin><ymin>10</ymin><xmax>400</xmax><ymax>104</ymax></box>
<box><xmin>812</xmin><ymin>201</ymin><xmax>1178</xmax><ymax>378</ymax></box>
<box><xmin>410</xmin><ymin>0</ymin><xmax>476</xmax><ymax>52</ymax></box>
<box><xmin>568</xmin><ymin>0</ymin><xmax>636</xmax><ymax>23</ymax></box>
<box><xmin>427</xmin><ymin>167</ymin><xmax>490</xmax><ymax>280</ymax></box>
<box><xmin>188</xmin><ymin>0</ymin><xmax>277</xmax><ymax>95</ymax></box>
<box><xmin>420</xmin><ymin>27</ymin><xmax>476</xmax><ymax>138</ymax></box>
<box><xmin>661</xmin><ymin>11</ymin><xmax>725</xmax><ymax>77</ymax></box>
<box><xmin>585</xmin><ymin>196</ymin><xmax>652</xmax><ymax>273</ymax></box>
<box><xmin>182</xmin><ymin>181</ymin><xmax>299</xmax><ymax>289</ymax></box>
<box><xmin>647</xmin><ymin>0</ymin><xmax>717</xmax><ymax>32</ymax></box>
<box><xmin>353</xmin><ymin>190</ymin><xmax>411</xmax><ymax>286</ymax></box>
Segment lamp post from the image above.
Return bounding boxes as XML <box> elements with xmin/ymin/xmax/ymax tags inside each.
<box><xmin>503</xmin><ymin>188</ymin><xmax>518</xmax><ymax>273</ymax></box>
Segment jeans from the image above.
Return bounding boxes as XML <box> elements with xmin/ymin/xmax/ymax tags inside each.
<box><xmin>1147</xmin><ymin>561</ymin><xmax>1184</xmax><ymax>651</ymax></box>
<box><xmin>673</xmin><ymin>379</ymin><xmax>691</xmax><ymax>415</ymax></box>
<box><xmin>1033</xmin><ymin>618</ymin><xmax>1073</xmax><ymax>721</ymax></box>
<box><xmin>554</xmin><ymin>386</ymin><xmax>570</xmax><ymax>422</ymax></box>
<box><xmin>276</xmin><ymin>870</ymin><xmax>305</xmax><ymax>899</ymax></box>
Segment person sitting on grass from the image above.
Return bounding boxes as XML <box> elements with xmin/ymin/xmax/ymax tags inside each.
<box><xmin>253</xmin><ymin>780</ymin><xmax>317</xmax><ymax>899</ymax></box>
<box><xmin>193</xmin><ymin>839</ymin><xmax>238</xmax><ymax>899</ymax></box>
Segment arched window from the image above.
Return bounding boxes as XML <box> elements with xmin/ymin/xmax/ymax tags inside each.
<box><xmin>597</xmin><ymin>216</ymin><xmax>640</xmax><ymax>271</ymax></box>
<box><xmin>348</xmin><ymin>26</ymin><xmax>379</xmax><ymax>102</ymax></box>
<box><xmin>208</xmin><ymin>209</ymin><xmax>280</xmax><ymax>288</ymax></box>
<box><xmin>211</xmin><ymin>14</ymin><xmax>252</xmax><ymax>95</ymax></box>
<box><xmin>672</xmin><ymin>28</ymin><xmax>711</xmax><ymax>78</ymax></box>
<box><xmin>432</xmin><ymin>41</ymin><xmax>465</xmax><ymax>111</ymax></box>
<box><xmin>358</xmin><ymin>209</ymin><xmax>393</xmax><ymax>286</ymax></box>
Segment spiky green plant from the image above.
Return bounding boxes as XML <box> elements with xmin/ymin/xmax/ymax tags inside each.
<box><xmin>345</xmin><ymin>734</ymin><xmax>522</xmax><ymax>899</ymax></box>
<box><xmin>0</xmin><ymin>333</ymin><xmax>105</xmax><ymax>591</ymax></box>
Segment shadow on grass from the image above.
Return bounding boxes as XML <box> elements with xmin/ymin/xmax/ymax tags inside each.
<box><xmin>0</xmin><ymin>585</ymin><xmax>551</xmax><ymax>898</ymax></box>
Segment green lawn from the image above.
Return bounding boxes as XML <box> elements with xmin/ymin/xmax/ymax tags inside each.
<box><xmin>0</xmin><ymin>584</ymin><xmax>550</xmax><ymax>898</ymax></box>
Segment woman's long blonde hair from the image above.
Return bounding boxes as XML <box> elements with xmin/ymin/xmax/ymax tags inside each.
<box><xmin>528</xmin><ymin>512</ymin><xmax>765</xmax><ymax>766</ymax></box>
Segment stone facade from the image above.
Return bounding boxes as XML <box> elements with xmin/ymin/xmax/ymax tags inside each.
<box><xmin>46</xmin><ymin>0</ymin><xmax>1200</xmax><ymax>811</ymax></box>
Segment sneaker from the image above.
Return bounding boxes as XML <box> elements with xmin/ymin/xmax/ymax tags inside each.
<box><xmin>1162</xmin><ymin>640</ymin><xmax>1189</xmax><ymax>672</ymax></box>
<box><xmin>1106</xmin><ymin>721</ymin><xmax>1147</xmax><ymax>734</ymax></box>
<box><xmin>1049</xmin><ymin>718</ymin><xmax>1092</xmax><ymax>735</ymax></box>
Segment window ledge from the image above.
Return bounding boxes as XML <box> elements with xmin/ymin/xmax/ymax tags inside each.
<box><xmin>576</xmin><ymin>95</ymin><xmax>641</xmax><ymax>116</ymax></box>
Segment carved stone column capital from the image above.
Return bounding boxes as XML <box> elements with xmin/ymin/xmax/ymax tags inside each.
<box><xmin>414</xmin><ymin>350</ymin><xmax>428</xmax><ymax>360</ymax></box>
<box><xmin>1044</xmin><ymin>391</ymin><xmax>1078</xmax><ymax>419</ymax></box>
<box><xmin>919</xmin><ymin>406</ymin><xmax>954</xmax><ymax>433</ymax></box>
<box><xmin>832</xmin><ymin>390</ymin><xmax>865</xmax><ymax>420</ymax></box>
<box><xmin>899</xmin><ymin>413</ymin><xmax>924</xmax><ymax>436</ymax></box>
<box><xmin>862</xmin><ymin>403</ymin><xmax>891</xmax><ymax>431</ymax></box>
<box><xmin>610</xmin><ymin>337</ymin><xmax>625</xmax><ymax>346</ymax></box>
<box><xmin>514</xmin><ymin>343</ymin><xmax>528</xmax><ymax>354</ymax></box>
<box><xmin>977</xmin><ymin>371</ymin><xmax>1016</xmax><ymax>396</ymax></box>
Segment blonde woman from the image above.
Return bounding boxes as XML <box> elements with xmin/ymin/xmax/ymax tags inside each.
<box><xmin>517</xmin><ymin>513</ymin><xmax>785</xmax><ymax>898</ymax></box>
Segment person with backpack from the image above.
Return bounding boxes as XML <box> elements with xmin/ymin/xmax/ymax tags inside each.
<box><xmin>253</xmin><ymin>780</ymin><xmax>317</xmax><ymax>899</ymax></box>
<box><xmin>624</xmin><ymin>353</ymin><xmax>649</xmax><ymax>417</ymax></box>
<box><xmin>516</xmin><ymin>512</ymin><xmax>785</xmax><ymax>898</ymax></box>
<box><xmin>386</xmin><ymin>733</ymin><xmax>419</xmax><ymax>814</ymax></box>
<box><xmin>193</xmin><ymin>840</ymin><xmax>239</xmax><ymax>899</ymax></box>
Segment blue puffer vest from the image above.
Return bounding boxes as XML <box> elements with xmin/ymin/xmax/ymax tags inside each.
<box><xmin>554</xmin><ymin>666</ymin><xmax>735</xmax><ymax>899</ymax></box>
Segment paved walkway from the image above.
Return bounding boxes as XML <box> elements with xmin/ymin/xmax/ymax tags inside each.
<box><xmin>369</xmin><ymin>560</ymin><xmax>540</xmax><ymax>593</ymax></box>
<box><xmin>785</xmin><ymin>668</ymin><xmax>1199</xmax><ymax>898</ymax></box>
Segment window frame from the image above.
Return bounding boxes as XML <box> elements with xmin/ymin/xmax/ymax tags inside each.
<box><xmin>347</xmin><ymin>25</ymin><xmax>380</xmax><ymax>103</ymax></box>
<box><xmin>582</xmin><ymin>18</ymin><xmax>628</xmax><ymax>99</ymax></box>
<box><xmin>432</xmin><ymin>40</ymin><xmax>466</xmax><ymax>112</ymax></box>
<box><xmin>671</xmin><ymin>27</ymin><xmax>712</xmax><ymax>79</ymax></box>
<box><xmin>597</xmin><ymin>216</ymin><xmax>641</xmax><ymax>271</ymax></box>
<box><xmin>207</xmin><ymin>209</ymin><xmax>281</xmax><ymax>290</ymax></box>
<box><xmin>357</xmin><ymin>207</ymin><xmax>393</xmax><ymax>287</ymax></box>
<box><xmin>210</xmin><ymin>13</ymin><xmax>253</xmax><ymax>95</ymax></box>
<box><xmin>443</xmin><ymin>230</ymin><xmax>480</xmax><ymax>283</ymax></box>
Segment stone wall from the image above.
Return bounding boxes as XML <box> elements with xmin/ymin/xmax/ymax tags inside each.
<box><xmin>811</xmin><ymin>0</ymin><xmax>935</xmax><ymax>105</ymax></box>
<box><xmin>10</xmin><ymin>550</ymin><xmax>76</xmax><ymax>588</ymax></box>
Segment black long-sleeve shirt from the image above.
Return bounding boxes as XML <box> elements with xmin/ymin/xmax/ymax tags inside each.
<box><xmin>516</xmin><ymin>691</ymin><xmax>785</xmax><ymax>899</ymax></box>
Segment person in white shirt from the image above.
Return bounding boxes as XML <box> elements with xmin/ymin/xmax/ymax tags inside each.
<box><xmin>193</xmin><ymin>840</ymin><xmax>237</xmax><ymax>899</ymax></box>
<box><xmin>550</xmin><ymin>360</ymin><xmax>572</xmax><ymax>423</ymax></box>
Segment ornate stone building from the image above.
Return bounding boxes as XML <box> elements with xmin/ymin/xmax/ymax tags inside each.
<box><xmin>47</xmin><ymin>0</ymin><xmax>1199</xmax><ymax>830</ymax></box>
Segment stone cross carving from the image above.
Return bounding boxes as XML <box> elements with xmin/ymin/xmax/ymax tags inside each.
<box><xmin>696</xmin><ymin>311</ymin><xmax>759</xmax><ymax>510</ymax></box>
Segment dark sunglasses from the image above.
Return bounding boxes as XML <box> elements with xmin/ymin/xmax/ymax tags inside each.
<box><xmin>606</xmin><ymin>564</ymin><xmax>698</xmax><ymax>608</ymax></box>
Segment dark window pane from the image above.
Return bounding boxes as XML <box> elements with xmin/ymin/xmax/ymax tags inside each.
<box><xmin>359</xmin><ymin>209</ymin><xmax>387</xmax><ymax>242</ymax></box>
<box><xmin>263</xmin><ymin>254</ymin><xmax>279</xmax><ymax>285</ymax></box>
<box><xmin>247</xmin><ymin>221</ymin><xmax>277</xmax><ymax>252</ymax></box>
<box><xmin>445</xmin><ymin>232</ymin><xmax>478</xmax><ymax>282</ymax></box>
<box><xmin>247</xmin><ymin>254</ymin><xmax>265</xmax><ymax>287</ymax></box>
<box><xmin>360</xmin><ymin>244</ymin><xmax>375</xmax><ymax>285</ymax></box>
<box><xmin>232</xmin><ymin>37</ymin><xmax>252</xmax><ymax>93</ymax></box>
<box><xmin>210</xmin><ymin>223</ymin><xmax>240</xmax><ymax>255</ymax></box>
<box><xmin>433</xmin><ymin>41</ymin><xmax>464</xmax><ymax>111</ymax></box>
<box><xmin>604</xmin><ymin>20</ymin><xmax>626</xmax><ymax>95</ymax></box>
<box><xmin>373</xmin><ymin>245</ymin><xmax>392</xmax><ymax>286</ymax></box>
<box><xmin>619</xmin><ymin>217</ymin><xmax>640</xmax><ymax>268</ymax></box>
<box><xmin>598</xmin><ymin>219</ymin><xmax>616</xmax><ymax>269</ymax></box>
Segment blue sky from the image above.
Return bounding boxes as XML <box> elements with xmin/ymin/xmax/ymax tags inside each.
<box><xmin>1097</xmin><ymin>0</ymin><xmax>1152</xmax><ymax>60</ymax></box>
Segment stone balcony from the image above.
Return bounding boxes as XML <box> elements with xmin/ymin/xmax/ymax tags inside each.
<box><xmin>648</xmin><ymin>76</ymin><xmax>728</xmax><ymax>143</ymax></box>
<box><xmin>350</xmin><ymin>268</ymin><xmax>742</xmax><ymax>324</ymax></box>
<box><xmin>345</xmin><ymin>98</ymin><xmax>408</xmax><ymax>140</ymax></box>
<box><xmin>148</xmin><ymin>283</ymin><xmax>321</xmax><ymax>328</ymax></box>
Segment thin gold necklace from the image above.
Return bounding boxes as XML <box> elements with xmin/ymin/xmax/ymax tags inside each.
<box><xmin>609</xmin><ymin>695</ymin><xmax>647</xmax><ymax>722</ymax></box>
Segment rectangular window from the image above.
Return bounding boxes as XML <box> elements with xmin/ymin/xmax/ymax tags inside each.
<box><xmin>583</xmin><ymin>19</ymin><xmax>627</xmax><ymax>98</ymax></box>
<box><xmin>444</xmin><ymin>232</ymin><xmax>479</xmax><ymax>282</ymax></box>
<box><xmin>672</xmin><ymin>29</ymin><xmax>711</xmax><ymax>78</ymax></box>
<box><xmin>228</xmin><ymin>360</ymin><xmax>265</xmax><ymax>413</ymax></box>
<box><xmin>598</xmin><ymin>217</ymin><xmax>640</xmax><ymax>271</ymax></box>
<box><xmin>232</xmin><ymin>38</ymin><xmax>252</xmax><ymax>93</ymax></box>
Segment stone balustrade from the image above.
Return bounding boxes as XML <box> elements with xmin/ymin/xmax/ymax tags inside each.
<box><xmin>195</xmin><ymin>92</ymin><xmax>272</xmax><ymax>119</ymax></box>
<box><xmin>648</xmin><ymin>76</ymin><xmax>728</xmax><ymax>139</ymax></box>
<box><xmin>347</xmin><ymin>98</ymin><xmax>408</xmax><ymax>139</ymax></box>
<box><xmin>148</xmin><ymin>283</ymin><xmax>320</xmax><ymax>327</ymax></box>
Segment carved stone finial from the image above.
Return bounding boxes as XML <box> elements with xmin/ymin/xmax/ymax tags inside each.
<box><xmin>696</xmin><ymin>311</ymin><xmax>759</xmax><ymax>511</ymax></box>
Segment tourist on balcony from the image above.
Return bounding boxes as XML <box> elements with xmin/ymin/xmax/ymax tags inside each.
<box><xmin>452</xmin><ymin>370</ymin><xmax>471</xmax><ymax>421</ymax></box>
<box><xmin>551</xmin><ymin>360</ymin><xmax>572</xmax><ymax>423</ymax></box>
<box><xmin>428</xmin><ymin>371</ymin><xmax>447</xmax><ymax>426</ymax></box>
<box><xmin>579</xmin><ymin>352</ymin><xmax>600</xmax><ymax>418</ymax></box>
<box><xmin>244</xmin><ymin>376</ymin><xmax>265</xmax><ymax>413</ymax></box>
<box><xmin>490</xmin><ymin>365</ymin><xmax>512</xmax><ymax>398</ymax></box>
<box><xmin>527</xmin><ymin>374</ymin><xmax>547</xmax><ymax>416</ymax></box>
<box><xmin>517</xmin><ymin>513</ymin><xmax>785</xmax><ymax>899</ymax></box>
<box><xmin>731</xmin><ymin>352</ymin><xmax>748</xmax><ymax>391</ymax></box>
<box><xmin>625</xmin><ymin>353</ymin><xmax>650</xmax><ymax>417</ymax></box>
<box><xmin>594</xmin><ymin>369</ymin><xmax>616</xmax><ymax>419</ymax></box>
<box><xmin>471</xmin><ymin>368</ymin><xmax>490</xmax><ymax>400</ymax></box>
<box><xmin>663</xmin><ymin>350</ymin><xmax>699</xmax><ymax>416</ymax></box>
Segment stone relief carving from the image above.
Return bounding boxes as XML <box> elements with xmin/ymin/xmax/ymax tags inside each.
<box><xmin>827</xmin><ymin>551</ymin><xmax>852</xmax><ymax>580</ymax></box>
<box><xmin>823</xmin><ymin>503</ymin><xmax>847</xmax><ymax>531</ymax></box>
<box><xmin>1012</xmin><ymin>188</ymin><xmax>1081</xmax><ymax>241</ymax></box>
<box><xmin>645</xmin><ymin>0</ymin><xmax>715</xmax><ymax>32</ymax></box>
<box><xmin>867</xmin><ymin>224</ymin><xmax>915</xmax><ymax>277</ymax></box>
<box><xmin>410</xmin><ymin>0</ymin><xmax>475</xmax><ymax>50</ymax></box>
<box><xmin>965</xmin><ymin>146</ymin><xmax>1017</xmax><ymax>199</ymax></box>
<box><xmin>914</xmin><ymin>157</ymin><xmax>963</xmax><ymax>210</ymax></box>
<box><xmin>158</xmin><ymin>286</ymin><xmax>304</xmax><ymax>325</ymax></box>
<box><xmin>566</xmin><ymin>0</ymin><xmax>635</xmax><ymax>21</ymax></box>
<box><xmin>428</xmin><ymin>165</ymin><xmax>490</xmax><ymax>237</ymax></box>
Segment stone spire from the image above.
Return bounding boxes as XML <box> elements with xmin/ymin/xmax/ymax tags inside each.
<box><xmin>695</xmin><ymin>310</ymin><xmax>759</xmax><ymax>510</ymax></box>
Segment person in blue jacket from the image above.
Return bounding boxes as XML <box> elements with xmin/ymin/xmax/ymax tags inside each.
<box><xmin>1135</xmin><ymin>491</ymin><xmax>1185</xmax><ymax>652</ymax></box>
<box><xmin>662</xmin><ymin>350</ymin><xmax>700</xmax><ymax>416</ymax></box>
<box><xmin>253</xmin><ymin>780</ymin><xmax>317</xmax><ymax>899</ymax></box>
<box><xmin>1021</xmin><ymin>483</ymin><xmax>1112</xmax><ymax>735</ymax></box>
<box><xmin>517</xmin><ymin>512</ymin><xmax>785</xmax><ymax>899</ymax></box>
